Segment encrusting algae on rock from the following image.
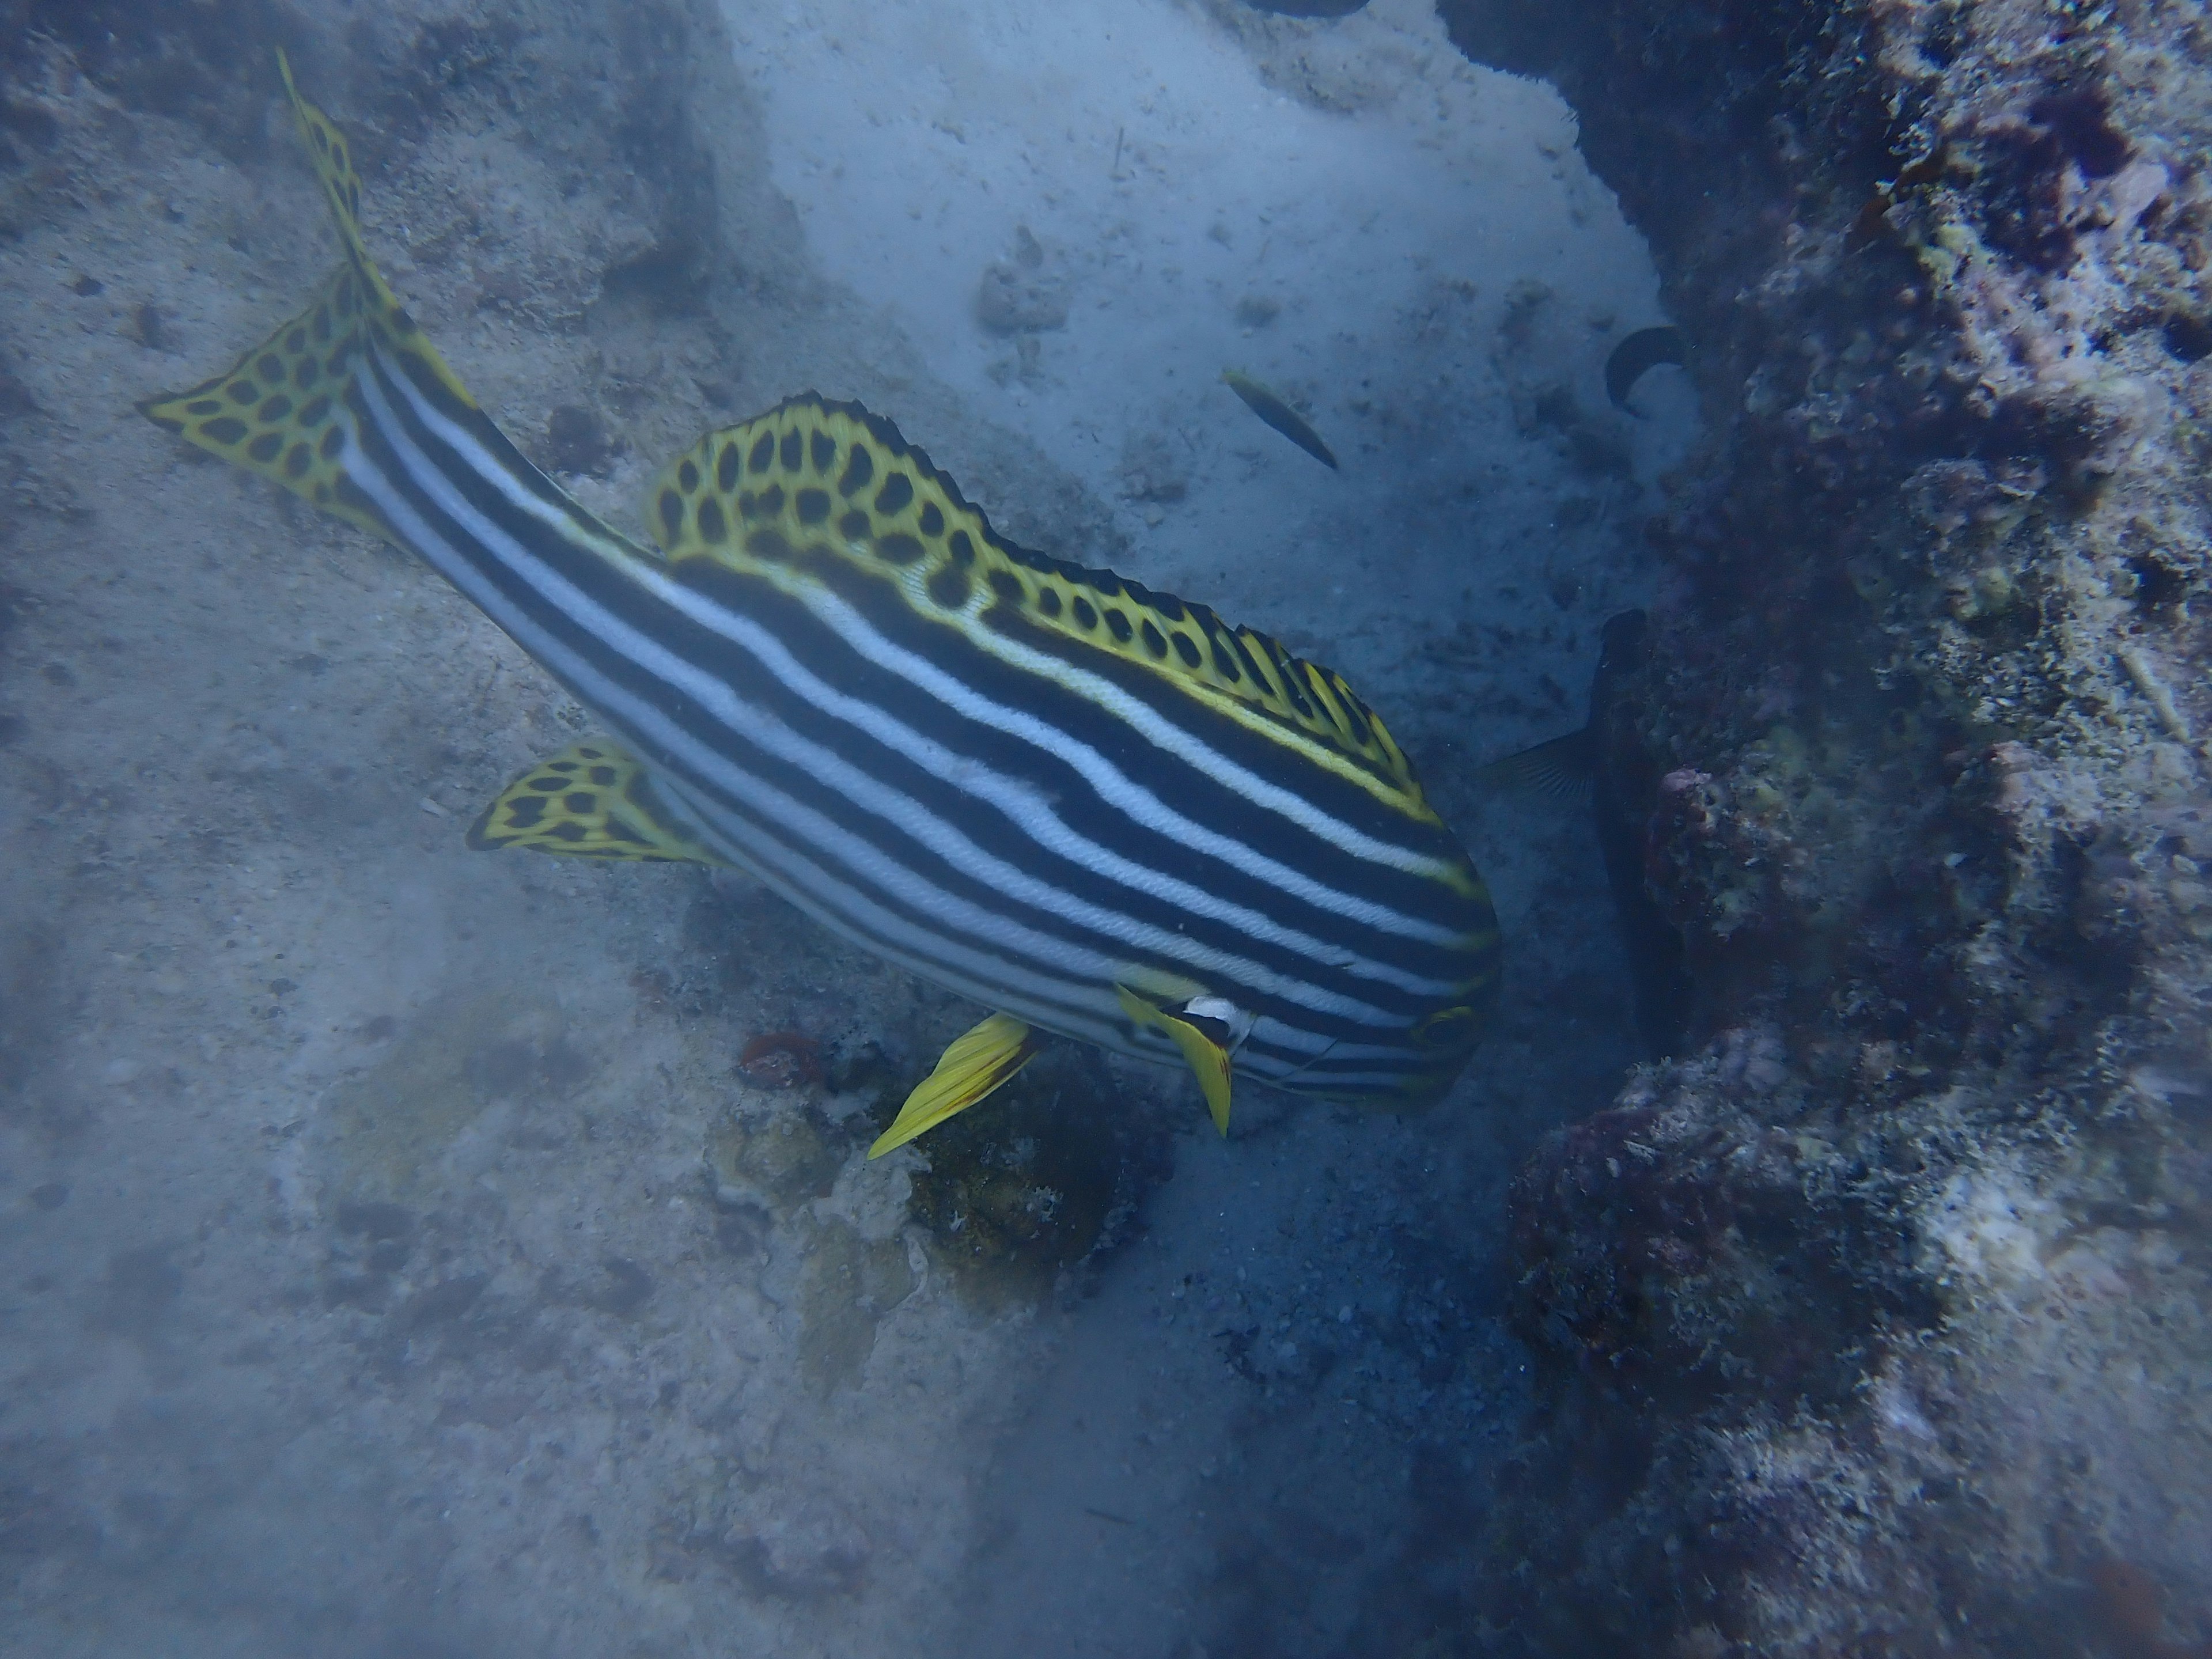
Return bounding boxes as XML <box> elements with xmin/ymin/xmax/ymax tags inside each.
<box><xmin>141</xmin><ymin>55</ymin><xmax>1501</xmax><ymax>1158</ymax></box>
<box><xmin>1434</xmin><ymin>0</ymin><xmax>2212</xmax><ymax>1652</ymax></box>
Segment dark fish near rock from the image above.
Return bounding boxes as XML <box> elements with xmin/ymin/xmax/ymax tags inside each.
<box><xmin>1604</xmin><ymin>324</ymin><xmax>1686</xmax><ymax>412</ymax></box>
<box><xmin>1222</xmin><ymin>369</ymin><xmax>1338</xmax><ymax>469</ymax></box>
<box><xmin>1480</xmin><ymin>609</ymin><xmax>1691</xmax><ymax>1056</ymax></box>
<box><xmin>1242</xmin><ymin>0</ymin><xmax>1368</xmax><ymax>14</ymax></box>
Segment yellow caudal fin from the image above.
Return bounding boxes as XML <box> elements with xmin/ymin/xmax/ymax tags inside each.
<box><xmin>138</xmin><ymin>53</ymin><xmax>479</xmax><ymax>544</ymax></box>
<box><xmin>271</xmin><ymin>51</ymin><xmax>477</xmax><ymax>410</ymax></box>
<box><xmin>1116</xmin><ymin>984</ymin><xmax>1237</xmax><ymax>1136</ymax></box>
<box><xmin>137</xmin><ymin>265</ymin><xmax>389</xmax><ymax>538</ymax></box>
<box><xmin>275</xmin><ymin>52</ymin><xmax>394</xmax><ymax>315</ymax></box>
<box><xmin>466</xmin><ymin>740</ymin><xmax>729</xmax><ymax>864</ymax></box>
<box><xmin>867</xmin><ymin>1013</ymin><xmax>1041</xmax><ymax>1158</ymax></box>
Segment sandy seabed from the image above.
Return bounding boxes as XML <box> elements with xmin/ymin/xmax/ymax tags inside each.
<box><xmin>0</xmin><ymin>1</ymin><xmax>1690</xmax><ymax>1653</ymax></box>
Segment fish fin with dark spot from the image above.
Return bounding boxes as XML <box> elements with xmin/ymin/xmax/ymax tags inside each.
<box><xmin>868</xmin><ymin>1013</ymin><xmax>1041</xmax><ymax>1157</ymax></box>
<box><xmin>274</xmin><ymin>51</ymin><xmax>482</xmax><ymax>419</ymax></box>
<box><xmin>137</xmin><ymin>264</ymin><xmax>394</xmax><ymax>541</ymax></box>
<box><xmin>646</xmin><ymin>395</ymin><xmax>1429</xmax><ymax>801</ymax></box>
<box><xmin>467</xmin><ymin>739</ymin><xmax>729</xmax><ymax>864</ymax></box>
<box><xmin>1115</xmin><ymin>984</ymin><xmax>1235</xmax><ymax>1136</ymax></box>
<box><xmin>139</xmin><ymin>53</ymin><xmax>486</xmax><ymax>547</ymax></box>
<box><xmin>1478</xmin><ymin>729</ymin><xmax>1596</xmax><ymax>806</ymax></box>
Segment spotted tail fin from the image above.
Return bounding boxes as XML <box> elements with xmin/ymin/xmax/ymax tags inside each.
<box><xmin>136</xmin><ymin>266</ymin><xmax>393</xmax><ymax>539</ymax></box>
<box><xmin>137</xmin><ymin>53</ymin><xmax>479</xmax><ymax>544</ymax></box>
<box><xmin>272</xmin><ymin>52</ymin><xmax>395</xmax><ymax>319</ymax></box>
<box><xmin>270</xmin><ymin>51</ymin><xmax>479</xmax><ymax>419</ymax></box>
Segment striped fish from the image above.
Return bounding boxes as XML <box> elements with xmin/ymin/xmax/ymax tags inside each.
<box><xmin>141</xmin><ymin>59</ymin><xmax>1501</xmax><ymax>1155</ymax></box>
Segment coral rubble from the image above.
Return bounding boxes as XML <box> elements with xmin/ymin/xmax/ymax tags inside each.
<box><xmin>1437</xmin><ymin>0</ymin><xmax>2212</xmax><ymax>1652</ymax></box>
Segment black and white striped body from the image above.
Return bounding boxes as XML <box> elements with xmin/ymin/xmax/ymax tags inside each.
<box><xmin>332</xmin><ymin>329</ymin><xmax>1497</xmax><ymax>1105</ymax></box>
<box><xmin>138</xmin><ymin>62</ymin><xmax>1499</xmax><ymax>1112</ymax></box>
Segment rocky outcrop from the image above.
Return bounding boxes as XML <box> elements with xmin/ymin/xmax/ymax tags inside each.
<box><xmin>1437</xmin><ymin>1</ymin><xmax>2212</xmax><ymax>1653</ymax></box>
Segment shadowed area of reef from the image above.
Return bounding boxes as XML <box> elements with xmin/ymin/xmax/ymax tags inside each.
<box><xmin>1427</xmin><ymin>1</ymin><xmax>2212</xmax><ymax>1655</ymax></box>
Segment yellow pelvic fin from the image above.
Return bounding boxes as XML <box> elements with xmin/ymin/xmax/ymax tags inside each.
<box><xmin>1115</xmin><ymin>984</ymin><xmax>1236</xmax><ymax>1137</ymax></box>
<box><xmin>867</xmin><ymin>1013</ymin><xmax>1041</xmax><ymax>1159</ymax></box>
<box><xmin>466</xmin><ymin>740</ymin><xmax>728</xmax><ymax>865</ymax></box>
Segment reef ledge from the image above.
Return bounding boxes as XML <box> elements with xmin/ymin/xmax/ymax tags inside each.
<box><xmin>1440</xmin><ymin>1</ymin><xmax>2212</xmax><ymax>1653</ymax></box>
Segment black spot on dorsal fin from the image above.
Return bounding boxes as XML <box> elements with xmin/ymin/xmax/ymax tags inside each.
<box><xmin>643</xmin><ymin>392</ymin><xmax>1418</xmax><ymax>791</ymax></box>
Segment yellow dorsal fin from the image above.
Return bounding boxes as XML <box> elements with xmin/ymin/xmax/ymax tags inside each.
<box><xmin>466</xmin><ymin>739</ymin><xmax>728</xmax><ymax>864</ymax></box>
<box><xmin>141</xmin><ymin>55</ymin><xmax>480</xmax><ymax>543</ymax></box>
<box><xmin>642</xmin><ymin>395</ymin><xmax>1421</xmax><ymax>794</ymax></box>
<box><xmin>1115</xmin><ymin>985</ymin><xmax>1235</xmax><ymax>1137</ymax></box>
<box><xmin>867</xmin><ymin>1013</ymin><xmax>1041</xmax><ymax>1158</ymax></box>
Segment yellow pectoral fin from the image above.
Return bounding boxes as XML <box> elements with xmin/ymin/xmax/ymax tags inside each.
<box><xmin>868</xmin><ymin>1013</ymin><xmax>1041</xmax><ymax>1158</ymax></box>
<box><xmin>466</xmin><ymin>740</ymin><xmax>728</xmax><ymax>865</ymax></box>
<box><xmin>1115</xmin><ymin>985</ymin><xmax>1235</xmax><ymax>1137</ymax></box>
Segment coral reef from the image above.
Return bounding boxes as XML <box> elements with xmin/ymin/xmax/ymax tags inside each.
<box><xmin>1435</xmin><ymin>0</ymin><xmax>2212</xmax><ymax>1651</ymax></box>
<box><xmin>900</xmin><ymin>1046</ymin><xmax>1174</xmax><ymax>1305</ymax></box>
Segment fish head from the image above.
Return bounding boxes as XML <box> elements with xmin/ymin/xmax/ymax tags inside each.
<box><xmin>1389</xmin><ymin>979</ymin><xmax>1498</xmax><ymax>1109</ymax></box>
<box><xmin>1389</xmin><ymin>833</ymin><xmax>1503</xmax><ymax>1107</ymax></box>
<box><xmin>1346</xmin><ymin>823</ymin><xmax>1502</xmax><ymax>1111</ymax></box>
<box><xmin>1269</xmin><ymin>860</ymin><xmax>1501</xmax><ymax>1114</ymax></box>
<box><xmin>1285</xmin><ymin>994</ymin><xmax>1493</xmax><ymax>1115</ymax></box>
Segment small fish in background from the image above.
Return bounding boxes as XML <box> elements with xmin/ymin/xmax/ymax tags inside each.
<box><xmin>1480</xmin><ymin>609</ymin><xmax>1692</xmax><ymax>1057</ymax></box>
<box><xmin>142</xmin><ymin>58</ymin><xmax>1499</xmax><ymax>1159</ymax></box>
<box><xmin>1603</xmin><ymin>324</ymin><xmax>1687</xmax><ymax>414</ymax></box>
<box><xmin>1222</xmin><ymin>369</ymin><xmax>1339</xmax><ymax>469</ymax></box>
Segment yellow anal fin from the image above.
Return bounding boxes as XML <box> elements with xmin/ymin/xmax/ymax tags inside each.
<box><xmin>1116</xmin><ymin>985</ymin><xmax>1236</xmax><ymax>1137</ymax></box>
<box><xmin>868</xmin><ymin>1013</ymin><xmax>1041</xmax><ymax>1158</ymax></box>
<box><xmin>466</xmin><ymin>740</ymin><xmax>728</xmax><ymax>865</ymax></box>
<box><xmin>136</xmin><ymin>265</ymin><xmax>393</xmax><ymax>543</ymax></box>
